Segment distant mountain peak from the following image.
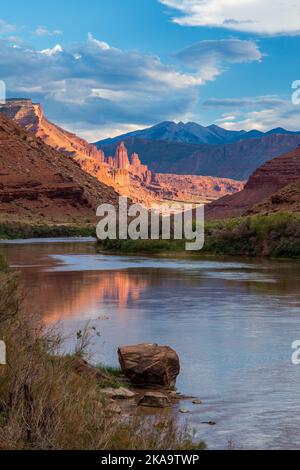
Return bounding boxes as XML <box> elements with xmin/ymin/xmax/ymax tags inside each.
<box><xmin>98</xmin><ymin>121</ymin><xmax>300</xmax><ymax>148</ymax></box>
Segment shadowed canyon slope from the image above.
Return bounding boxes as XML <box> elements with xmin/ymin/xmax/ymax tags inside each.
<box><xmin>205</xmin><ymin>146</ymin><xmax>300</xmax><ymax>219</ymax></box>
<box><xmin>0</xmin><ymin>100</ymin><xmax>243</xmax><ymax>205</ymax></box>
<box><xmin>0</xmin><ymin>113</ymin><xmax>119</xmax><ymax>224</ymax></box>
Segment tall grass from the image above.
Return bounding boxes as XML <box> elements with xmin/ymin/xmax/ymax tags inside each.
<box><xmin>0</xmin><ymin>257</ymin><xmax>205</xmax><ymax>450</ymax></box>
<box><xmin>204</xmin><ymin>211</ymin><xmax>300</xmax><ymax>257</ymax></box>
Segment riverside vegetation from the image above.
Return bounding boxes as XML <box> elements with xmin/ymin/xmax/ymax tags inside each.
<box><xmin>0</xmin><ymin>211</ymin><xmax>299</xmax><ymax>259</ymax></box>
<box><xmin>99</xmin><ymin>212</ymin><xmax>300</xmax><ymax>259</ymax></box>
<box><xmin>0</xmin><ymin>255</ymin><xmax>205</xmax><ymax>450</ymax></box>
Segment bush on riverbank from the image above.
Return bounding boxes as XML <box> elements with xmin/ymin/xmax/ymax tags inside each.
<box><xmin>0</xmin><ymin>221</ymin><xmax>95</xmax><ymax>239</ymax></box>
<box><xmin>98</xmin><ymin>212</ymin><xmax>300</xmax><ymax>258</ymax></box>
<box><xmin>0</xmin><ymin>257</ymin><xmax>204</xmax><ymax>450</ymax></box>
<box><xmin>205</xmin><ymin>211</ymin><xmax>300</xmax><ymax>257</ymax></box>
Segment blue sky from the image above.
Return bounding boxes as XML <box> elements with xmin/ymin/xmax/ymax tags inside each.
<box><xmin>0</xmin><ymin>0</ymin><xmax>300</xmax><ymax>140</ymax></box>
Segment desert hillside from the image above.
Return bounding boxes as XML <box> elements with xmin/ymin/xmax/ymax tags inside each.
<box><xmin>205</xmin><ymin>146</ymin><xmax>300</xmax><ymax>219</ymax></box>
<box><xmin>0</xmin><ymin>113</ymin><xmax>119</xmax><ymax>225</ymax></box>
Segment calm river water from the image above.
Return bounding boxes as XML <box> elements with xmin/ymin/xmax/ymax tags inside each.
<box><xmin>2</xmin><ymin>237</ymin><xmax>300</xmax><ymax>450</ymax></box>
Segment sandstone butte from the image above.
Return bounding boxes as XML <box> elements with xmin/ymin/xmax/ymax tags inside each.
<box><xmin>0</xmin><ymin>112</ymin><xmax>119</xmax><ymax>225</ymax></box>
<box><xmin>205</xmin><ymin>144</ymin><xmax>300</xmax><ymax>219</ymax></box>
<box><xmin>0</xmin><ymin>99</ymin><xmax>244</xmax><ymax>207</ymax></box>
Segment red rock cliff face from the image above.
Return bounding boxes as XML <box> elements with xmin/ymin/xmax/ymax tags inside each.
<box><xmin>0</xmin><ymin>113</ymin><xmax>119</xmax><ymax>224</ymax></box>
<box><xmin>205</xmin><ymin>146</ymin><xmax>300</xmax><ymax>219</ymax></box>
<box><xmin>114</xmin><ymin>141</ymin><xmax>130</xmax><ymax>169</ymax></box>
<box><xmin>0</xmin><ymin>99</ymin><xmax>106</xmax><ymax>163</ymax></box>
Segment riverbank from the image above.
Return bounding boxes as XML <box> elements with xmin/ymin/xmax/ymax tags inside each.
<box><xmin>0</xmin><ymin>256</ymin><xmax>205</xmax><ymax>450</ymax></box>
<box><xmin>98</xmin><ymin>211</ymin><xmax>300</xmax><ymax>259</ymax></box>
<box><xmin>0</xmin><ymin>220</ymin><xmax>95</xmax><ymax>240</ymax></box>
<box><xmin>1</xmin><ymin>211</ymin><xmax>299</xmax><ymax>259</ymax></box>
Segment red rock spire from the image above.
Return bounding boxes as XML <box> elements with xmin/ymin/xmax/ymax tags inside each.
<box><xmin>115</xmin><ymin>141</ymin><xmax>130</xmax><ymax>169</ymax></box>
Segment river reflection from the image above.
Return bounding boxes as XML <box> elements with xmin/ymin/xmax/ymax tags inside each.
<box><xmin>2</xmin><ymin>238</ymin><xmax>300</xmax><ymax>450</ymax></box>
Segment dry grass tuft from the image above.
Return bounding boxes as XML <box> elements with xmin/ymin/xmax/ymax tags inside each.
<box><xmin>0</xmin><ymin>258</ymin><xmax>205</xmax><ymax>450</ymax></box>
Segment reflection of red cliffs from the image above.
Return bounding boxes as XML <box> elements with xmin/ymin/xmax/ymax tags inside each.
<box><xmin>206</xmin><ymin>146</ymin><xmax>300</xmax><ymax>219</ymax></box>
<box><xmin>39</xmin><ymin>271</ymin><xmax>148</xmax><ymax>324</ymax></box>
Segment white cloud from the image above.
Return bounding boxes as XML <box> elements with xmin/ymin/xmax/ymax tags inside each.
<box><xmin>0</xmin><ymin>19</ymin><xmax>16</xmax><ymax>35</ymax></box>
<box><xmin>216</xmin><ymin>114</ymin><xmax>237</xmax><ymax>122</ymax></box>
<box><xmin>33</xmin><ymin>26</ymin><xmax>63</xmax><ymax>37</ymax></box>
<box><xmin>204</xmin><ymin>96</ymin><xmax>287</xmax><ymax>108</ymax></box>
<box><xmin>87</xmin><ymin>33</ymin><xmax>110</xmax><ymax>50</ymax></box>
<box><xmin>214</xmin><ymin>98</ymin><xmax>300</xmax><ymax>131</ymax></box>
<box><xmin>173</xmin><ymin>39</ymin><xmax>262</xmax><ymax>81</ymax></box>
<box><xmin>0</xmin><ymin>35</ymin><xmax>202</xmax><ymax>136</ymax></box>
<box><xmin>69</xmin><ymin>122</ymin><xmax>147</xmax><ymax>142</ymax></box>
<box><xmin>144</xmin><ymin>67</ymin><xmax>203</xmax><ymax>87</ymax></box>
<box><xmin>40</xmin><ymin>44</ymin><xmax>63</xmax><ymax>56</ymax></box>
<box><xmin>160</xmin><ymin>0</ymin><xmax>300</xmax><ymax>35</ymax></box>
<box><xmin>90</xmin><ymin>88</ymin><xmax>128</xmax><ymax>101</ymax></box>
<box><xmin>7</xmin><ymin>36</ymin><xmax>23</xmax><ymax>45</ymax></box>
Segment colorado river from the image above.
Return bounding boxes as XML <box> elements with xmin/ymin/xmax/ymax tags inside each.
<box><xmin>2</xmin><ymin>237</ymin><xmax>300</xmax><ymax>450</ymax></box>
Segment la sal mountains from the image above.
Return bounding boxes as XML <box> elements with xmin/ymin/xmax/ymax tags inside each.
<box><xmin>97</xmin><ymin>121</ymin><xmax>300</xmax><ymax>180</ymax></box>
<box><xmin>99</xmin><ymin>120</ymin><xmax>300</xmax><ymax>146</ymax></box>
<box><xmin>0</xmin><ymin>99</ymin><xmax>243</xmax><ymax>206</ymax></box>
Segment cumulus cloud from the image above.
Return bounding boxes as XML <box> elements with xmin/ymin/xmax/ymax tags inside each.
<box><xmin>160</xmin><ymin>0</ymin><xmax>300</xmax><ymax>35</ymax></box>
<box><xmin>0</xmin><ymin>35</ymin><xmax>203</xmax><ymax>139</ymax></box>
<box><xmin>209</xmin><ymin>96</ymin><xmax>300</xmax><ymax>131</ymax></box>
<box><xmin>173</xmin><ymin>39</ymin><xmax>262</xmax><ymax>80</ymax></box>
<box><xmin>32</xmin><ymin>26</ymin><xmax>63</xmax><ymax>37</ymax></box>
<box><xmin>87</xmin><ymin>33</ymin><xmax>110</xmax><ymax>51</ymax></box>
<box><xmin>40</xmin><ymin>44</ymin><xmax>63</xmax><ymax>56</ymax></box>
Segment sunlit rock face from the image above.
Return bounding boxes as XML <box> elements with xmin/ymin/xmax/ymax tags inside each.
<box><xmin>107</xmin><ymin>156</ymin><xmax>115</xmax><ymax>168</ymax></box>
<box><xmin>115</xmin><ymin>141</ymin><xmax>130</xmax><ymax>170</ymax></box>
<box><xmin>112</xmin><ymin>168</ymin><xmax>130</xmax><ymax>187</ymax></box>
<box><xmin>0</xmin><ymin>99</ymin><xmax>106</xmax><ymax>163</ymax></box>
<box><xmin>130</xmin><ymin>152</ymin><xmax>152</xmax><ymax>183</ymax></box>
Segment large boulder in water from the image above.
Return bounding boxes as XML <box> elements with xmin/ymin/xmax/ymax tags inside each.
<box><xmin>118</xmin><ymin>343</ymin><xmax>180</xmax><ymax>389</ymax></box>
